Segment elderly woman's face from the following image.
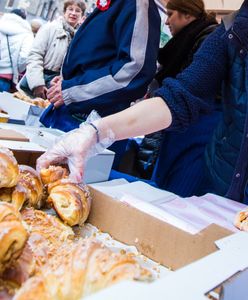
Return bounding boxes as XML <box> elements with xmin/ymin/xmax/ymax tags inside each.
<box><xmin>165</xmin><ymin>9</ymin><xmax>192</xmax><ymax>36</ymax></box>
<box><xmin>64</xmin><ymin>4</ymin><xmax>83</xmax><ymax>28</ymax></box>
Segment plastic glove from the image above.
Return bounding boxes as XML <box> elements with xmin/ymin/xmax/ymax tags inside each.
<box><xmin>33</xmin><ymin>85</ymin><xmax>47</xmax><ymax>99</ymax></box>
<box><xmin>36</xmin><ymin>111</ymin><xmax>115</xmax><ymax>183</ymax></box>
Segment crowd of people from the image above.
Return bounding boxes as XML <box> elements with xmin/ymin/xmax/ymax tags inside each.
<box><xmin>1</xmin><ymin>0</ymin><xmax>248</xmax><ymax>204</ymax></box>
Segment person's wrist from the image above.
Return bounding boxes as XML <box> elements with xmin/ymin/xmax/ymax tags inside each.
<box><xmin>88</xmin><ymin>122</ymin><xmax>100</xmax><ymax>143</ymax></box>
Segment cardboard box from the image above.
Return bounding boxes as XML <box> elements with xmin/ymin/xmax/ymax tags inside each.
<box><xmin>0</xmin><ymin>92</ymin><xmax>43</xmax><ymax>124</ymax></box>
<box><xmin>88</xmin><ymin>187</ymin><xmax>232</xmax><ymax>270</ymax></box>
<box><xmin>86</xmin><ymin>187</ymin><xmax>248</xmax><ymax>300</ymax></box>
<box><xmin>87</xmin><ymin>233</ymin><xmax>248</xmax><ymax>300</ymax></box>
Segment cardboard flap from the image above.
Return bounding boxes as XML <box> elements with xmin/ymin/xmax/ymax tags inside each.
<box><xmin>88</xmin><ymin>187</ymin><xmax>232</xmax><ymax>270</ymax></box>
<box><xmin>0</xmin><ymin>129</ymin><xmax>29</xmax><ymax>142</ymax></box>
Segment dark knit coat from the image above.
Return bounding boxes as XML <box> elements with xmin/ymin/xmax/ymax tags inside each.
<box><xmin>155</xmin><ymin>1</ymin><xmax>248</xmax><ymax>202</ymax></box>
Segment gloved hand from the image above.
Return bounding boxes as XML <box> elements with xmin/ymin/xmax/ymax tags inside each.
<box><xmin>36</xmin><ymin>111</ymin><xmax>115</xmax><ymax>183</ymax></box>
<box><xmin>33</xmin><ymin>85</ymin><xmax>47</xmax><ymax>99</ymax></box>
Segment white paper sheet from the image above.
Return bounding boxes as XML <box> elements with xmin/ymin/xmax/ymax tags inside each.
<box><xmin>91</xmin><ymin>180</ymin><xmax>247</xmax><ymax>234</ymax></box>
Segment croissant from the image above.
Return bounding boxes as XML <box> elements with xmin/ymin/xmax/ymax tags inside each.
<box><xmin>40</xmin><ymin>166</ymin><xmax>69</xmax><ymax>185</ymax></box>
<box><xmin>0</xmin><ymin>220</ymin><xmax>28</xmax><ymax>275</ymax></box>
<box><xmin>0</xmin><ymin>187</ymin><xmax>13</xmax><ymax>203</ymax></box>
<box><xmin>14</xmin><ymin>238</ymin><xmax>151</xmax><ymax>300</ymax></box>
<box><xmin>21</xmin><ymin>208</ymin><xmax>74</xmax><ymax>267</ymax></box>
<box><xmin>0</xmin><ymin>202</ymin><xmax>21</xmax><ymax>223</ymax></box>
<box><xmin>234</xmin><ymin>207</ymin><xmax>248</xmax><ymax>231</ymax></box>
<box><xmin>11</xmin><ymin>165</ymin><xmax>44</xmax><ymax>211</ymax></box>
<box><xmin>0</xmin><ymin>147</ymin><xmax>19</xmax><ymax>188</ymax></box>
<box><xmin>47</xmin><ymin>182</ymin><xmax>91</xmax><ymax>226</ymax></box>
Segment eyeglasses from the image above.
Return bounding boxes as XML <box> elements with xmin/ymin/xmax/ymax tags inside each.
<box><xmin>66</xmin><ymin>7</ymin><xmax>82</xmax><ymax>14</ymax></box>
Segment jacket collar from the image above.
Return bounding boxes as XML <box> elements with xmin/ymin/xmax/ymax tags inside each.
<box><xmin>223</xmin><ymin>1</ymin><xmax>248</xmax><ymax>48</ymax></box>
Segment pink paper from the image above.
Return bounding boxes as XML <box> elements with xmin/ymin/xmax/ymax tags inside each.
<box><xmin>121</xmin><ymin>193</ymin><xmax>247</xmax><ymax>234</ymax></box>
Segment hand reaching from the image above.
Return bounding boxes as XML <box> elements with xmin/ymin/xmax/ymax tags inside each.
<box><xmin>33</xmin><ymin>85</ymin><xmax>47</xmax><ymax>99</ymax></box>
<box><xmin>36</xmin><ymin>111</ymin><xmax>115</xmax><ymax>183</ymax></box>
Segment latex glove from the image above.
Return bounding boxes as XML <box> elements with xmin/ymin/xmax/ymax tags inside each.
<box><xmin>33</xmin><ymin>85</ymin><xmax>47</xmax><ymax>99</ymax></box>
<box><xmin>36</xmin><ymin>111</ymin><xmax>115</xmax><ymax>183</ymax></box>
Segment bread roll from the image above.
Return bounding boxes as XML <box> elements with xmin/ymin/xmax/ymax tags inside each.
<box><xmin>40</xmin><ymin>166</ymin><xmax>69</xmax><ymax>185</ymax></box>
<box><xmin>0</xmin><ymin>221</ymin><xmax>28</xmax><ymax>274</ymax></box>
<box><xmin>0</xmin><ymin>147</ymin><xmax>19</xmax><ymax>188</ymax></box>
<box><xmin>12</xmin><ymin>165</ymin><xmax>44</xmax><ymax>211</ymax></box>
<box><xmin>47</xmin><ymin>182</ymin><xmax>91</xmax><ymax>226</ymax></box>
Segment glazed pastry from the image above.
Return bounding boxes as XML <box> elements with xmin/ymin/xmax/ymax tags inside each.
<box><xmin>0</xmin><ymin>202</ymin><xmax>21</xmax><ymax>222</ymax></box>
<box><xmin>47</xmin><ymin>182</ymin><xmax>91</xmax><ymax>226</ymax></box>
<box><xmin>21</xmin><ymin>208</ymin><xmax>74</xmax><ymax>242</ymax></box>
<box><xmin>0</xmin><ymin>147</ymin><xmax>19</xmax><ymax>188</ymax></box>
<box><xmin>2</xmin><ymin>243</ymin><xmax>36</xmax><ymax>287</ymax></box>
<box><xmin>21</xmin><ymin>208</ymin><xmax>74</xmax><ymax>267</ymax></box>
<box><xmin>0</xmin><ymin>187</ymin><xmax>13</xmax><ymax>203</ymax></box>
<box><xmin>14</xmin><ymin>238</ymin><xmax>151</xmax><ymax>300</ymax></box>
<box><xmin>12</xmin><ymin>165</ymin><xmax>44</xmax><ymax>211</ymax></box>
<box><xmin>13</xmin><ymin>277</ymin><xmax>50</xmax><ymax>300</ymax></box>
<box><xmin>234</xmin><ymin>207</ymin><xmax>248</xmax><ymax>231</ymax></box>
<box><xmin>0</xmin><ymin>221</ymin><xmax>28</xmax><ymax>274</ymax></box>
<box><xmin>40</xmin><ymin>166</ymin><xmax>69</xmax><ymax>185</ymax></box>
<box><xmin>79</xmin><ymin>238</ymin><xmax>152</xmax><ymax>297</ymax></box>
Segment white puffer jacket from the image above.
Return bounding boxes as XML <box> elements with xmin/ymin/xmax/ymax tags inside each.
<box><xmin>0</xmin><ymin>13</ymin><xmax>34</xmax><ymax>84</ymax></box>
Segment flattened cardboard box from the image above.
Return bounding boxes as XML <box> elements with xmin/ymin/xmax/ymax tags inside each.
<box><xmin>88</xmin><ymin>187</ymin><xmax>233</xmax><ymax>270</ymax></box>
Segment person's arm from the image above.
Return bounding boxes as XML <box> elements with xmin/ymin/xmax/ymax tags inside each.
<box><xmin>25</xmin><ymin>23</ymin><xmax>50</xmax><ymax>90</ymax></box>
<box><xmin>17</xmin><ymin>33</ymin><xmax>34</xmax><ymax>74</ymax></box>
<box><xmin>36</xmin><ymin>97</ymin><xmax>171</xmax><ymax>182</ymax></box>
<box><xmin>58</xmin><ymin>0</ymin><xmax>160</xmax><ymax>113</ymax></box>
<box><xmin>103</xmin><ymin>97</ymin><xmax>172</xmax><ymax>140</ymax></box>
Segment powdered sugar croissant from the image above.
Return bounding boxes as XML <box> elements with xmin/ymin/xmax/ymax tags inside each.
<box><xmin>40</xmin><ymin>165</ymin><xmax>69</xmax><ymax>185</ymax></box>
<box><xmin>14</xmin><ymin>238</ymin><xmax>151</xmax><ymax>300</ymax></box>
<box><xmin>0</xmin><ymin>221</ymin><xmax>28</xmax><ymax>275</ymax></box>
<box><xmin>12</xmin><ymin>165</ymin><xmax>44</xmax><ymax>211</ymax></box>
<box><xmin>0</xmin><ymin>147</ymin><xmax>19</xmax><ymax>188</ymax></box>
<box><xmin>0</xmin><ymin>201</ymin><xmax>21</xmax><ymax>222</ymax></box>
<box><xmin>47</xmin><ymin>181</ymin><xmax>91</xmax><ymax>226</ymax></box>
<box><xmin>0</xmin><ymin>203</ymin><xmax>28</xmax><ymax>275</ymax></box>
<box><xmin>234</xmin><ymin>207</ymin><xmax>248</xmax><ymax>231</ymax></box>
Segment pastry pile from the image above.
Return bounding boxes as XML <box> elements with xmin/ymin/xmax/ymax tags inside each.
<box><xmin>12</xmin><ymin>91</ymin><xmax>50</xmax><ymax>109</ymax></box>
<box><xmin>0</xmin><ymin>147</ymin><xmax>152</xmax><ymax>299</ymax></box>
<box><xmin>0</xmin><ymin>148</ymin><xmax>91</xmax><ymax>226</ymax></box>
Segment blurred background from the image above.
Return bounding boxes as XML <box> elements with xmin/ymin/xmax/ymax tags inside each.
<box><xmin>0</xmin><ymin>0</ymin><xmax>244</xmax><ymax>22</ymax></box>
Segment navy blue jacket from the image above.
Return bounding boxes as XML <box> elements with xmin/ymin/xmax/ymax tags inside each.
<box><xmin>155</xmin><ymin>1</ymin><xmax>248</xmax><ymax>202</ymax></box>
<box><xmin>40</xmin><ymin>0</ymin><xmax>161</xmax><ymax>132</ymax></box>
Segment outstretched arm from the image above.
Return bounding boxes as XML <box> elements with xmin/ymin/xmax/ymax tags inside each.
<box><xmin>36</xmin><ymin>97</ymin><xmax>171</xmax><ymax>182</ymax></box>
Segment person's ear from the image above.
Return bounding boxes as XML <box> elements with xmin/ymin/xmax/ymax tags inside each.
<box><xmin>184</xmin><ymin>14</ymin><xmax>192</xmax><ymax>20</ymax></box>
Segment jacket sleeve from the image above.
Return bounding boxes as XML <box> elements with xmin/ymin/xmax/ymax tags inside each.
<box><xmin>25</xmin><ymin>24</ymin><xmax>51</xmax><ymax>90</ymax></box>
<box><xmin>155</xmin><ymin>25</ymin><xmax>229</xmax><ymax>132</ymax></box>
<box><xmin>17</xmin><ymin>33</ymin><xmax>34</xmax><ymax>74</ymax></box>
<box><xmin>62</xmin><ymin>0</ymin><xmax>160</xmax><ymax>112</ymax></box>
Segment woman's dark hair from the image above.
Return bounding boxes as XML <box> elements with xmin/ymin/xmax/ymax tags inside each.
<box><xmin>166</xmin><ymin>0</ymin><xmax>216</xmax><ymax>21</ymax></box>
<box><xmin>64</xmin><ymin>0</ymin><xmax>86</xmax><ymax>15</ymax></box>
